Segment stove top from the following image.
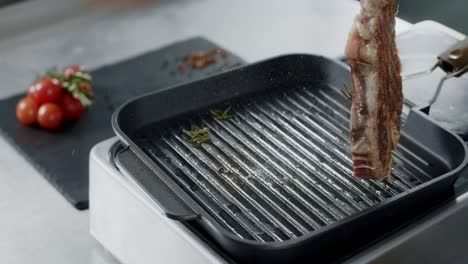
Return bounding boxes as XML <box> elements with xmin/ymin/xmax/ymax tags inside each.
<box><xmin>90</xmin><ymin>138</ymin><xmax>468</xmax><ymax>264</ymax></box>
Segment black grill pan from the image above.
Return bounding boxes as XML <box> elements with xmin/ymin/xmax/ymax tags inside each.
<box><xmin>112</xmin><ymin>55</ymin><xmax>468</xmax><ymax>263</ymax></box>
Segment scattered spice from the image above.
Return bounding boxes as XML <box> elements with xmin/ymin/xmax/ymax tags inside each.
<box><xmin>184</xmin><ymin>127</ymin><xmax>210</xmax><ymax>146</ymax></box>
<box><xmin>179</xmin><ymin>48</ymin><xmax>229</xmax><ymax>73</ymax></box>
<box><xmin>217</xmin><ymin>48</ymin><xmax>227</xmax><ymax>58</ymax></box>
<box><xmin>210</xmin><ymin>106</ymin><xmax>234</xmax><ymax>120</ymax></box>
<box><xmin>218</xmin><ymin>167</ymin><xmax>231</xmax><ymax>174</ymax></box>
<box><xmin>178</xmin><ymin>64</ymin><xmax>186</xmax><ymax>73</ymax></box>
<box><xmin>218</xmin><ymin>48</ymin><xmax>229</xmax><ymax>64</ymax></box>
<box><xmin>185</xmin><ymin>50</ymin><xmax>217</xmax><ymax>69</ymax></box>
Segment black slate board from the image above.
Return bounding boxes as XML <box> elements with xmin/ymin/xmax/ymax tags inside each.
<box><xmin>0</xmin><ymin>37</ymin><xmax>245</xmax><ymax>210</ymax></box>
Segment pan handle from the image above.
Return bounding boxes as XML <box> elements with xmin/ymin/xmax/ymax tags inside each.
<box><xmin>437</xmin><ymin>37</ymin><xmax>468</xmax><ymax>77</ymax></box>
<box><xmin>416</xmin><ymin>38</ymin><xmax>468</xmax><ymax>113</ymax></box>
<box><xmin>114</xmin><ymin>147</ymin><xmax>200</xmax><ymax>221</ymax></box>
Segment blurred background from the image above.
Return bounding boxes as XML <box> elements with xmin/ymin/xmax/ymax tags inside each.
<box><xmin>0</xmin><ymin>0</ymin><xmax>467</xmax><ymax>35</ymax></box>
<box><xmin>397</xmin><ymin>0</ymin><xmax>468</xmax><ymax>34</ymax></box>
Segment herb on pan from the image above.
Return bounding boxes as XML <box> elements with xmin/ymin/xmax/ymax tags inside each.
<box><xmin>341</xmin><ymin>84</ymin><xmax>352</xmax><ymax>101</ymax></box>
<box><xmin>210</xmin><ymin>106</ymin><xmax>234</xmax><ymax>120</ymax></box>
<box><xmin>184</xmin><ymin>127</ymin><xmax>210</xmax><ymax>146</ymax></box>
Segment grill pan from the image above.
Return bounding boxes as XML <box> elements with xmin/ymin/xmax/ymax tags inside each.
<box><xmin>112</xmin><ymin>55</ymin><xmax>468</xmax><ymax>263</ymax></box>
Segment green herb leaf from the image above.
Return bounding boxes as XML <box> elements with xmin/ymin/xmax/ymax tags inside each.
<box><xmin>210</xmin><ymin>106</ymin><xmax>234</xmax><ymax>120</ymax></box>
<box><xmin>61</xmin><ymin>70</ymin><xmax>93</xmax><ymax>106</ymax></box>
<box><xmin>183</xmin><ymin>127</ymin><xmax>210</xmax><ymax>147</ymax></box>
<box><xmin>69</xmin><ymin>71</ymin><xmax>92</xmax><ymax>82</ymax></box>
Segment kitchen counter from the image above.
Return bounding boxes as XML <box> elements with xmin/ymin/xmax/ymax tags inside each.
<box><xmin>0</xmin><ymin>0</ymin><xmax>410</xmax><ymax>263</ymax></box>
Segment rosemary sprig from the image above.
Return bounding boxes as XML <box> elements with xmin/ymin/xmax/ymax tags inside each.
<box><xmin>184</xmin><ymin>127</ymin><xmax>208</xmax><ymax>137</ymax></box>
<box><xmin>183</xmin><ymin>127</ymin><xmax>210</xmax><ymax>146</ymax></box>
<box><xmin>40</xmin><ymin>69</ymin><xmax>93</xmax><ymax>106</ymax></box>
<box><xmin>62</xmin><ymin>75</ymin><xmax>93</xmax><ymax>106</ymax></box>
<box><xmin>210</xmin><ymin>106</ymin><xmax>234</xmax><ymax>120</ymax></box>
<box><xmin>42</xmin><ymin>70</ymin><xmax>64</xmax><ymax>81</ymax></box>
<box><xmin>69</xmin><ymin>71</ymin><xmax>92</xmax><ymax>82</ymax></box>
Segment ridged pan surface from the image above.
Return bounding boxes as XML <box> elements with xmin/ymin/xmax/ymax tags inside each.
<box><xmin>133</xmin><ymin>81</ymin><xmax>442</xmax><ymax>242</ymax></box>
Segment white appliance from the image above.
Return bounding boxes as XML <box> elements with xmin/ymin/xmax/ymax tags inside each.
<box><xmin>90</xmin><ymin>22</ymin><xmax>468</xmax><ymax>264</ymax></box>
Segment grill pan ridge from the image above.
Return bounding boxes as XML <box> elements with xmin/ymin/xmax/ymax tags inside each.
<box><xmin>113</xmin><ymin>55</ymin><xmax>468</xmax><ymax>263</ymax></box>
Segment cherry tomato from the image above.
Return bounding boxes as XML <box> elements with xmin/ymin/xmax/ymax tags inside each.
<box><xmin>59</xmin><ymin>93</ymin><xmax>84</xmax><ymax>120</ymax></box>
<box><xmin>29</xmin><ymin>77</ymin><xmax>63</xmax><ymax>105</ymax></box>
<box><xmin>37</xmin><ymin>103</ymin><xmax>63</xmax><ymax>130</ymax></box>
<box><xmin>27</xmin><ymin>82</ymin><xmax>37</xmax><ymax>99</ymax></box>
<box><xmin>64</xmin><ymin>64</ymin><xmax>87</xmax><ymax>78</ymax></box>
<box><xmin>16</xmin><ymin>97</ymin><xmax>39</xmax><ymax>125</ymax></box>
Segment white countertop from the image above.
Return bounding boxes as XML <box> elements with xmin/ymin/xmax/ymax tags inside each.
<box><xmin>0</xmin><ymin>0</ymin><xmax>410</xmax><ymax>263</ymax></box>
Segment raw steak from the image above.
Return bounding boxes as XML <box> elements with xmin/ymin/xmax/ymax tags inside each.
<box><xmin>345</xmin><ymin>0</ymin><xmax>403</xmax><ymax>179</ymax></box>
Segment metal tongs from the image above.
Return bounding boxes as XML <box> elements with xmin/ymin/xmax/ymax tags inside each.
<box><xmin>404</xmin><ymin>37</ymin><xmax>468</xmax><ymax>113</ymax></box>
